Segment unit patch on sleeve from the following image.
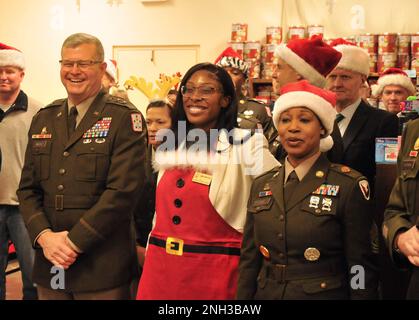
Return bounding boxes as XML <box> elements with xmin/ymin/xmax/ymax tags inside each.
<box><xmin>131</xmin><ymin>113</ymin><xmax>143</xmax><ymax>132</ymax></box>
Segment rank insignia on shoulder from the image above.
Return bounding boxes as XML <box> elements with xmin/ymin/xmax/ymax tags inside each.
<box><xmin>410</xmin><ymin>150</ymin><xmax>418</xmax><ymax>158</ymax></box>
<box><xmin>341</xmin><ymin>166</ymin><xmax>351</xmax><ymax>173</ymax></box>
<box><xmin>258</xmin><ymin>190</ymin><xmax>272</xmax><ymax>198</ymax></box>
<box><xmin>131</xmin><ymin>113</ymin><xmax>143</xmax><ymax>132</ymax></box>
<box><xmin>312</xmin><ymin>184</ymin><xmax>340</xmax><ymax>196</ymax></box>
<box><xmin>359</xmin><ymin>179</ymin><xmax>370</xmax><ymax>200</ymax></box>
<box><xmin>414</xmin><ymin>138</ymin><xmax>419</xmax><ymax>151</ymax></box>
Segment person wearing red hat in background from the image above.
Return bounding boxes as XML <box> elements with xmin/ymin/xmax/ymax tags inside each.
<box><xmin>373</xmin><ymin>68</ymin><xmax>416</xmax><ymax>115</ymax></box>
<box><xmin>237</xmin><ymin>80</ymin><xmax>378</xmax><ymax>299</ymax></box>
<box><xmin>271</xmin><ymin>36</ymin><xmax>344</xmax><ymax>164</ymax></box>
<box><xmin>0</xmin><ymin>42</ymin><xmax>40</xmax><ymax>300</ymax></box>
<box><xmin>215</xmin><ymin>47</ymin><xmax>276</xmax><ymax>146</ymax></box>
<box><xmin>326</xmin><ymin>39</ymin><xmax>399</xmax><ymax>189</ymax></box>
<box><xmin>102</xmin><ymin>58</ymin><xmax>117</xmax><ymax>93</ymax></box>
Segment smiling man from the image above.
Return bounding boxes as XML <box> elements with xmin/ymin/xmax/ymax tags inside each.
<box><xmin>0</xmin><ymin>42</ymin><xmax>40</xmax><ymax>300</ymax></box>
<box><xmin>17</xmin><ymin>33</ymin><xmax>147</xmax><ymax>299</ymax></box>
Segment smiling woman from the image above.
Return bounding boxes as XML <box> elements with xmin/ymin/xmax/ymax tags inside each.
<box><xmin>136</xmin><ymin>62</ymin><xmax>279</xmax><ymax>300</ymax></box>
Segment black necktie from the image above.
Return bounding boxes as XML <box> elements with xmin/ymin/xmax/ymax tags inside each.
<box><xmin>0</xmin><ymin>109</ymin><xmax>4</xmax><ymax>122</ymax></box>
<box><xmin>284</xmin><ymin>170</ymin><xmax>299</xmax><ymax>208</ymax></box>
<box><xmin>68</xmin><ymin>106</ymin><xmax>78</xmax><ymax>136</ymax></box>
<box><xmin>336</xmin><ymin>113</ymin><xmax>345</xmax><ymax>123</ymax></box>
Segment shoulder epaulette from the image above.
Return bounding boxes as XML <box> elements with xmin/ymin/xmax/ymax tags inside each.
<box><xmin>37</xmin><ymin>98</ymin><xmax>65</xmax><ymax>113</ymax></box>
<box><xmin>255</xmin><ymin>166</ymin><xmax>281</xmax><ymax>181</ymax></box>
<box><xmin>330</xmin><ymin>163</ymin><xmax>363</xmax><ymax>180</ymax></box>
<box><xmin>106</xmin><ymin>95</ymin><xmax>138</xmax><ymax>111</ymax></box>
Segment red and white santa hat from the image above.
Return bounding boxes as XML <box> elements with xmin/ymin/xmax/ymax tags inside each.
<box><xmin>273</xmin><ymin>80</ymin><xmax>337</xmax><ymax>152</ymax></box>
<box><xmin>330</xmin><ymin>38</ymin><xmax>370</xmax><ymax>76</ymax></box>
<box><xmin>0</xmin><ymin>42</ymin><xmax>25</xmax><ymax>69</ymax></box>
<box><xmin>373</xmin><ymin>67</ymin><xmax>416</xmax><ymax>96</ymax></box>
<box><xmin>274</xmin><ymin>36</ymin><xmax>342</xmax><ymax>88</ymax></box>
<box><xmin>215</xmin><ymin>47</ymin><xmax>249</xmax><ymax>76</ymax></box>
<box><xmin>105</xmin><ymin>58</ymin><xmax>117</xmax><ymax>81</ymax></box>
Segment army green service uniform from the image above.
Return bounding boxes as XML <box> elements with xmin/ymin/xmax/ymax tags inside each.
<box><xmin>383</xmin><ymin>118</ymin><xmax>419</xmax><ymax>299</ymax></box>
<box><xmin>237</xmin><ymin>154</ymin><xmax>378</xmax><ymax>299</ymax></box>
<box><xmin>17</xmin><ymin>91</ymin><xmax>147</xmax><ymax>293</ymax></box>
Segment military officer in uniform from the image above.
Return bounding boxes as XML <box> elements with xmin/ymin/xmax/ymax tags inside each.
<box><xmin>17</xmin><ymin>33</ymin><xmax>147</xmax><ymax>299</ymax></box>
<box><xmin>383</xmin><ymin>118</ymin><xmax>419</xmax><ymax>299</ymax></box>
<box><xmin>237</xmin><ymin>81</ymin><xmax>378</xmax><ymax>299</ymax></box>
<box><xmin>214</xmin><ymin>47</ymin><xmax>276</xmax><ymax>146</ymax></box>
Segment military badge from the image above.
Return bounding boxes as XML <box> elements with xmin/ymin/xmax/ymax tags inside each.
<box><xmin>304</xmin><ymin>247</ymin><xmax>320</xmax><ymax>261</ymax></box>
<box><xmin>95</xmin><ymin>138</ymin><xmax>106</xmax><ymax>144</ymax></box>
<box><xmin>258</xmin><ymin>190</ymin><xmax>272</xmax><ymax>198</ymax></box>
<box><xmin>312</xmin><ymin>184</ymin><xmax>340</xmax><ymax>196</ymax></box>
<box><xmin>259</xmin><ymin>245</ymin><xmax>270</xmax><ymax>260</ymax></box>
<box><xmin>410</xmin><ymin>150</ymin><xmax>418</xmax><ymax>158</ymax></box>
<box><xmin>359</xmin><ymin>180</ymin><xmax>370</xmax><ymax>200</ymax></box>
<box><xmin>263</xmin><ymin>183</ymin><xmax>270</xmax><ymax>191</ymax></box>
<box><xmin>414</xmin><ymin>138</ymin><xmax>419</xmax><ymax>151</ymax></box>
<box><xmin>321</xmin><ymin>198</ymin><xmax>332</xmax><ymax>212</ymax></box>
<box><xmin>315</xmin><ymin>170</ymin><xmax>324</xmax><ymax>178</ymax></box>
<box><xmin>131</xmin><ymin>113</ymin><xmax>143</xmax><ymax>132</ymax></box>
<box><xmin>32</xmin><ymin>127</ymin><xmax>52</xmax><ymax>139</ymax></box>
<box><xmin>83</xmin><ymin>117</ymin><xmax>112</xmax><ymax>138</ymax></box>
<box><xmin>244</xmin><ymin>110</ymin><xmax>254</xmax><ymax>117</ymax></box>
<box><xmin>309</xmin><ymin>196</ymin><xmax>320</xmax><ymax>209</ymax></box>
<box><xmin>83</xmin><ymin>139</ymin><xmax>92</xmax><ymax>144</ymax></box>
<box><xmin>341</xmin><ymin>166</ymin><xmax>351</xmax><ymax>173</ymax></box>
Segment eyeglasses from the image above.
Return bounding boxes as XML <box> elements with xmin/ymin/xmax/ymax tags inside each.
<box><xmin>59</xmin><ymin>60</ymin><xmax>102</xmax><ymax>70</ymax></box>
<box><xmin>180</xmin><ymin>85</ymin><xmax>223</xmax><ymax>99</ymax></box>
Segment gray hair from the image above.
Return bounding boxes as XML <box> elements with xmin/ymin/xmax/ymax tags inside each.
<box><xmin>61</xmin><ymin>33</ymin><xmax>104</xmax><ymax>61</ymax></box>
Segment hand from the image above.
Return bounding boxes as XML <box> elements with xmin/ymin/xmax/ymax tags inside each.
<box><xmin>397</xmin><ymin>226</ymin><xmax>419</xmax><ymax>266</ymax></box>
<box><xmin>37</xmin><ymin>231</ymin><xmax>78</xmax><ymax>269</ymax></box>
<box><xmin>136</xmin><ymin>246</ymin><xmax>146</xmax><ymax>267</ymax></box>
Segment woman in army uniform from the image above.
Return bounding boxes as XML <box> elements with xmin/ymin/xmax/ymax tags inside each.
<box><xmin>237</xmin><ymin>80</ymin><xmax>378</xmax><ymax>299</ymax></box>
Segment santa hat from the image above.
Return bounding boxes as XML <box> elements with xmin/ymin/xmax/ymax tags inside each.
<box><xmin>215</xmin><ymin>47</ymin><xmax>249</xmax><ymax>76</ymax></box>
<box><xmin>0</xmin><ymin>42</ymin><xmax>25</xmax><ymax>69</ymax></box>
<box><xmin>374</xmin><ymin>68</ymin><xmax>416</xmax><ymax>96</ymax></box>
<box><xmin>330</xmin><ymin>38</ymin><xmax>370</xmax><ymax>76</ymax></box>
<box><xmin>274</xmin><ymin>36</ymin><xmax>342</xmax><ymax>88</ymax></box>
<box><xmin>272</xmin><ymin>80</ymin><xmax>337</xmax><ymax>152</ymax></box>
<box><xmin>105</xmin><ymin>58</ymin><xmax>117</xmax><ymax>81</ymax></box>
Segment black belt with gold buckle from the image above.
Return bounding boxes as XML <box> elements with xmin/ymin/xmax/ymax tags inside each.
<box><xmin>149</xmin><ymin>236</ymin><xmax>241</xmax><ymax>256</ymax></box>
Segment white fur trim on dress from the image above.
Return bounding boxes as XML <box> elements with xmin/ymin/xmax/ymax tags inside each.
<box><xmin>275</xmin><ymin>44</ymin><xmax>326</xmax><ymax>88</ymax></box>
<box><xmin>0</xmin><ymin>49</ymin><xmax>25</xmax><ymax>69</ymax></box>
<box><xmin>272</xmin><ymin>91</ymin><xmax>336</xmax><ymax>134</ymax></box>
<box><xmin>375</xmin><ymin>74</ymin><xmax>416</xmax><ymax>96</ymax></box>
<box><xmin>333</xmin><ymin>44</ymin><xmax>369</xmax><ymax>76</ymax></box>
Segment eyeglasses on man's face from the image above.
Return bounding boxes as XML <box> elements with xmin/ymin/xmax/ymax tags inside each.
<box><xmin>180</xmin><ymin>85</ymin><xmax>223</xmax><ymax>99</ymax></box>
<box><xmin>59</xmin><ymin>60</ymin><xmax>102</xmax><ymax>70</ymax></box>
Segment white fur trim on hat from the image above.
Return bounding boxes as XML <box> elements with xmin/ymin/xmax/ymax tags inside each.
<box><xmin>275</xmin><ymin>44</ymin><xmax>326</xmax><ymax>88</ymax></box>
<box><xmin>272</xmin><ymin>91</ymin><xmax>337</xmax><ymax>139</ymax></box>
<box><xmin>0</xmin><ymin>49</ymin><xmax>25</xmax><ymax>69</ymax></box>
<box><xmin>105</xmin><ymin>58</ymin><xmax>117</xmax><ymax>81</ymax></box>
<box><xmin>333</xmin><ymin>45</ymin><xmax>369</xmax><ymax>76</ymax></box>
<box><xmin>375</xmin><ymin>74</ymin><xmax>416</xmax><ymax>96</ymax></box>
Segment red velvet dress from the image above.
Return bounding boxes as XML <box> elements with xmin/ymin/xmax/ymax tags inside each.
<box><xmin>137</xmin><ymin>168</ymin><xmax>242</xmax><ymax>300</ymax></box>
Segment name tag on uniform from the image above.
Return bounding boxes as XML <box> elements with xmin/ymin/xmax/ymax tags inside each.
<box><xmin>32</xmin><ymin>127</ymin><xmax>52</xmax><ymax>139</ymax></box>
<box><xmin>192</xmin><ymin>171</ymin><xmax>212</xmax><ymax>186</ymax></box>
<box><xmin>402</xmin><ymin>159</ymin><xmax>415</xmax><ymax>170</ymax></box>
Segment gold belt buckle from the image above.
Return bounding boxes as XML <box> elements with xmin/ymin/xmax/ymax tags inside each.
<box><xmin>166</xmin><ymin>237</ymin><xmax>184</xmax><ymax>256</ymax></box>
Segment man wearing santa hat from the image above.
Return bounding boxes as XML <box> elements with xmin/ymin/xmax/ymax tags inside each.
<box><xmin>0</xmin><ymin>42</ymin><xmax>40</xmax><ymax>299</ymax></box>
<box><xmin>326</xmin><ymin>39</ymin><xmax>399</xmax><ymax>188</ymax></box>
<box><xmin>271</xmin><ymin>36</ymin><xmax>344</xmax><ymax>163</ymax></box>
<box><xmin>373</xmin><ymin>68</ymin><xmax>416</xmax><ymax>115</ymax></box>
<box><xmin>101</xmin><ymin>58</ymin><xmax>117</xmax><ymax>93</ymax></box>
<box><xmin>215</xmin><ymin>47</ymin><xmax>275</xmax><ymax>143</ymax></box>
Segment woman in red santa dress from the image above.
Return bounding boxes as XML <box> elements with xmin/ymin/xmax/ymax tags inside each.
<box><xmin>136</xmin><ymin>63</ymin><xmax>279</xmax><ymax>300</ymax></box>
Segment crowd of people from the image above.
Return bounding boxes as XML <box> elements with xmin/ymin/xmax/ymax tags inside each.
<box><xmin>0</xmin><ymin>31</ymin><xmax>418</xmax><ymax>300</ymax></box>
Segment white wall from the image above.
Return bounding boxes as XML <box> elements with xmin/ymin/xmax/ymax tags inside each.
<box><xmin>0</xmin><ymin>0</ymin><xmax>282</xmax><ymax>105</ymax></box>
